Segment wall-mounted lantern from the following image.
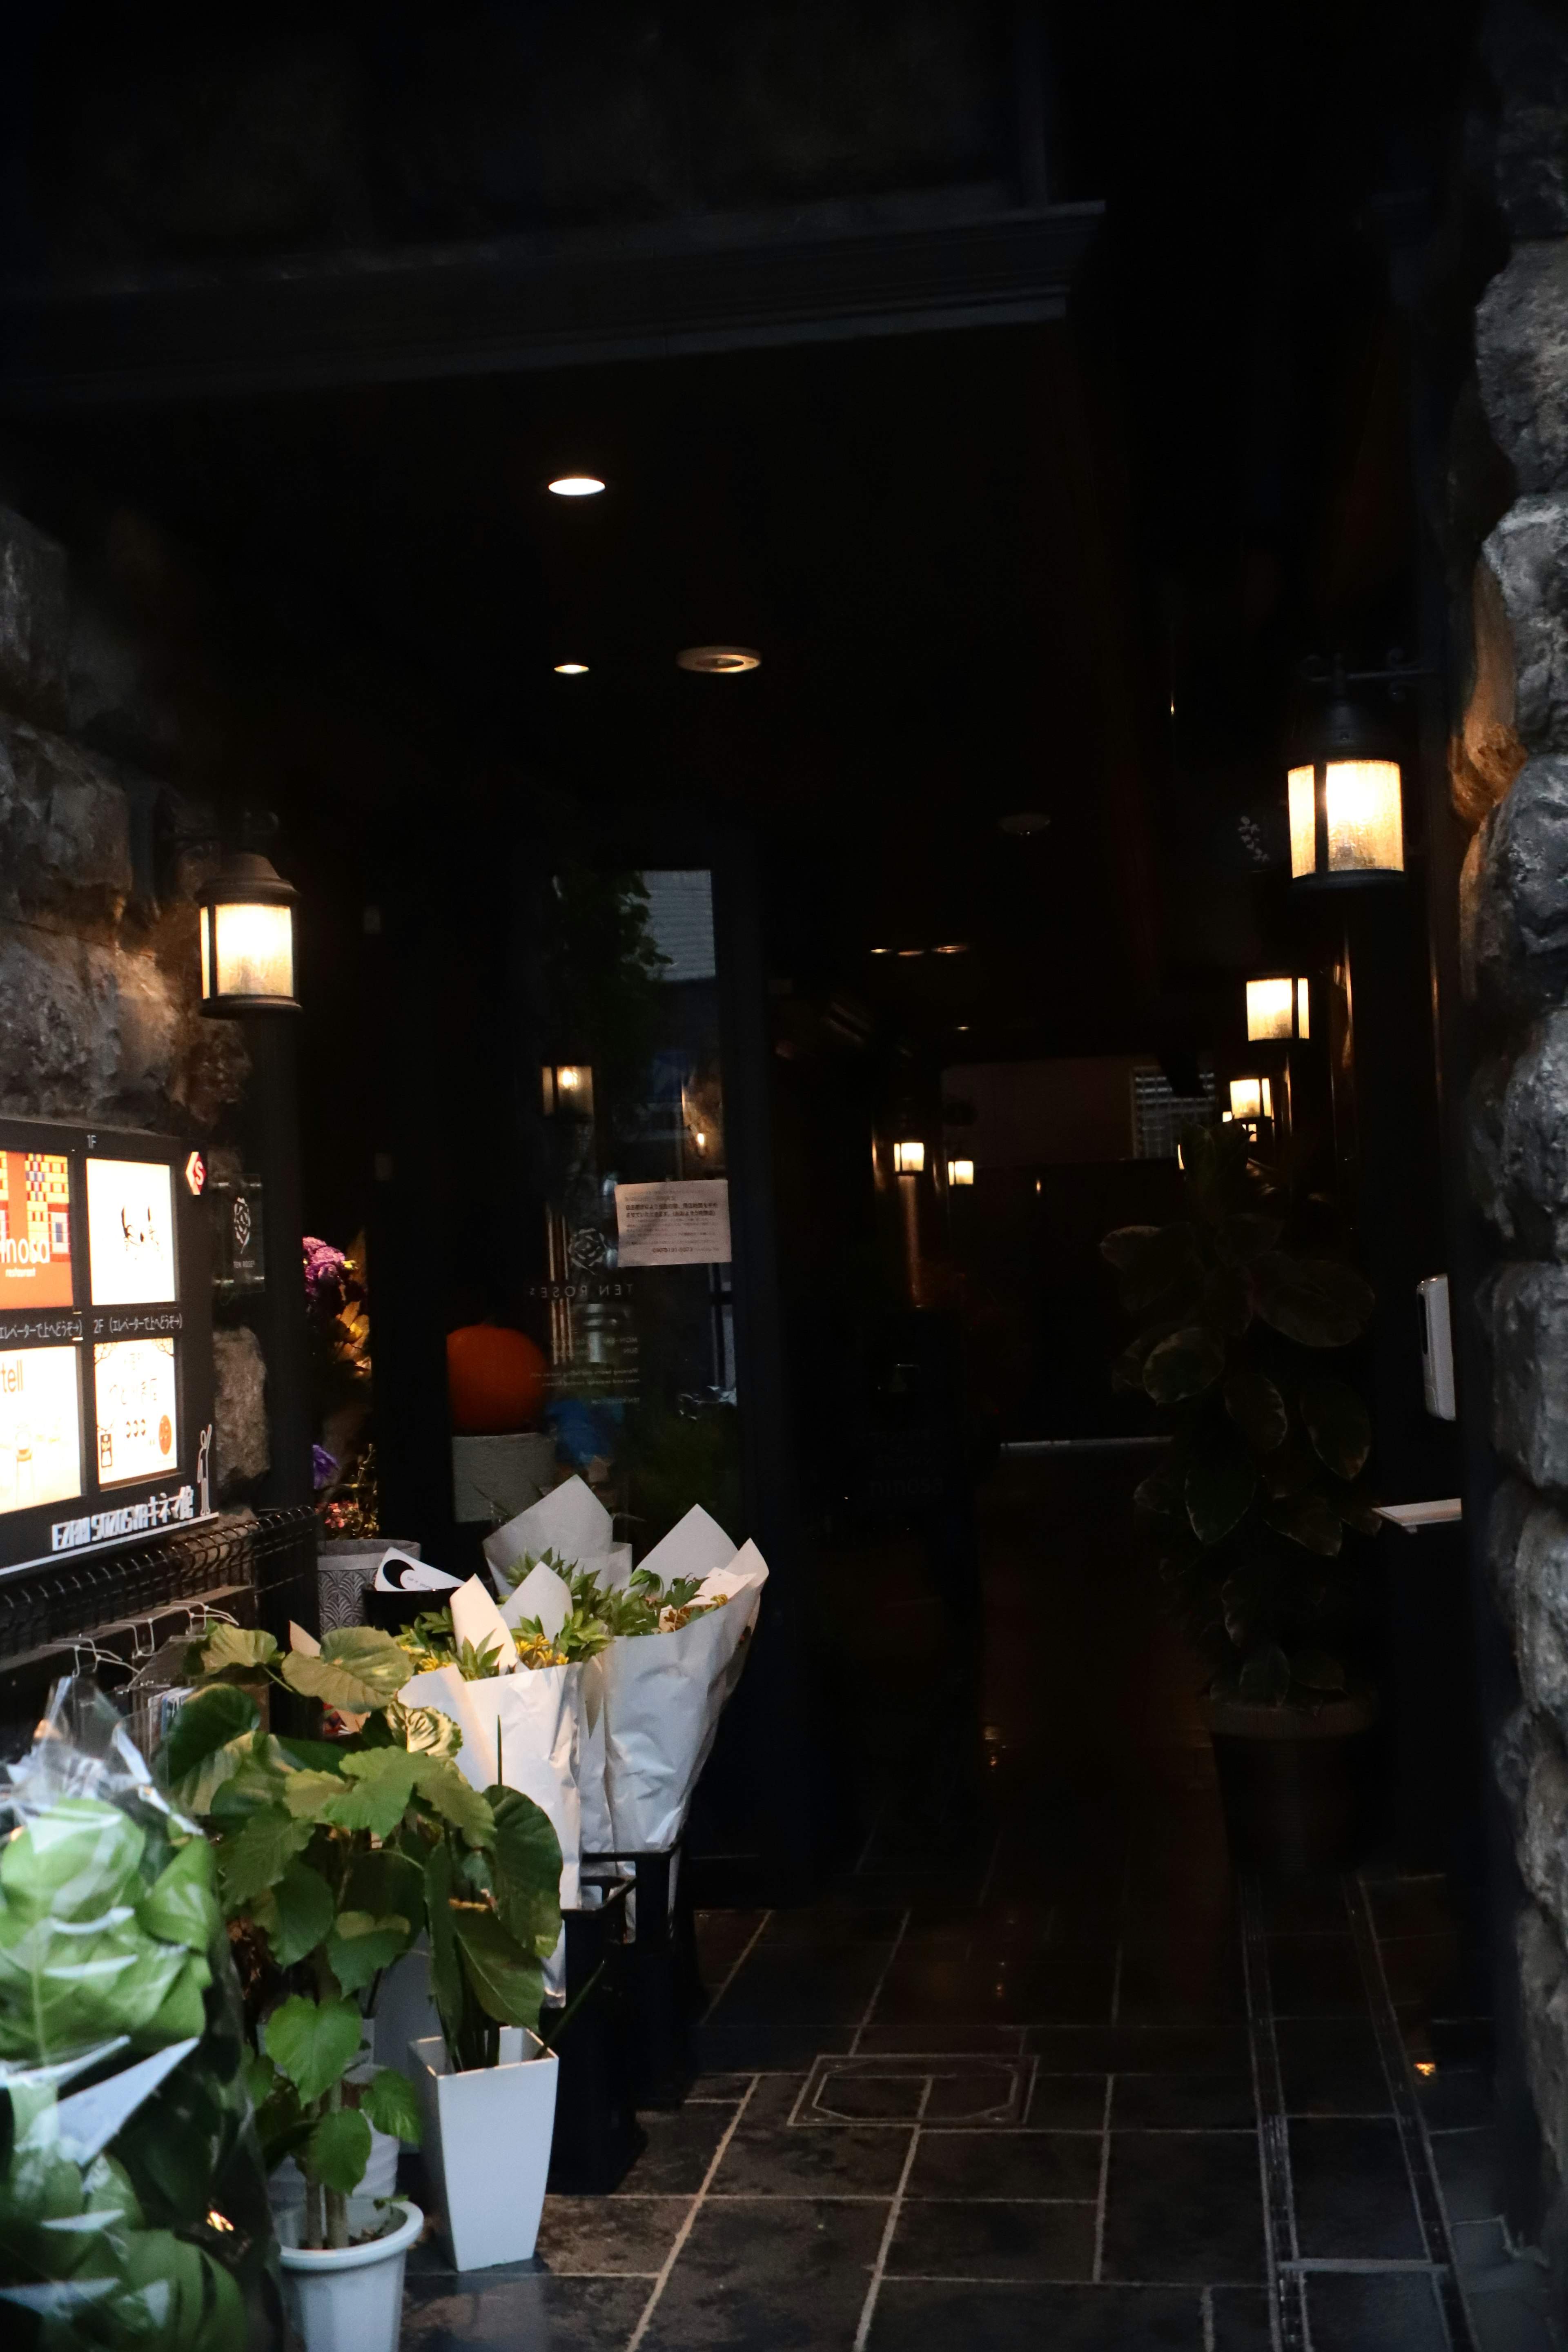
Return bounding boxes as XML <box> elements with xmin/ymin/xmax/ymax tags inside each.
<box><xmin>946</xmin><ymin>1158</ymin><xmax>975</xmax><ymax>1187</ymax></box>
<box><xmin>1227</xmin><ymin>1077</ymin><xmax>1273</xmax><ymax>1124</ymax></box>
<box><xmin>893</xmin><ymin>1139</ymin><xmax>925</xmax><ymax>1175</ymax></box>
<box><xmin>541</xmin><ymin>1065</ymin><xmax>595</xmax><ymax>1117</ymax></box>
<box><xmin>1246</xmin><ymin>977</ymin><xmax>1310</xmax><ymax>1042</ymax></box>
<box><xmin>197</xmin><ymin>851</ymin><xmax>298</xmax><ymax>1016</ymax></box>
<box><xmin>1286</xmin><ymin>653</ymin><xmax>1424</xmax><ymax>887</ymax></box>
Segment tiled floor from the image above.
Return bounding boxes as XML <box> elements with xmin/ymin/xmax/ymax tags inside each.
<box><xmin>399</xmin><ymin>1461</ymin><xmax>1563</xmax><ymax>2349</ymax></box>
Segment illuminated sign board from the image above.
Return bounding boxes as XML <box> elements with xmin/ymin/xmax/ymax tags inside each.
<box><xmin>0</xmin><ymin>1118</ymin><xmax>214</xmax><ymax>1575</ymax></box>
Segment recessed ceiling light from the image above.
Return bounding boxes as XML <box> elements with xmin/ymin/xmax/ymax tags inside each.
<box><xmin>548</xmin><ymin>475</ymin><xmax>605</xmax><ymax>497</ymax></box>
<box><xmin>999</xmin><ymin>811</ymin><xmax>1051</xmax><ymax>836</ymax></box>
<box><xmin>553</xmin><ymin>662</ymin><xmax>589</xmax><ymax>675</ymax></box>
<box><xmin>933</xmin><ymin>943</ymin><xmax>970</xmax><ymax>955</ymax></box>
<box><xmin>677</xmin><ymin>646</ymin><xmax>761</xmax><ymax>674</ymax></box>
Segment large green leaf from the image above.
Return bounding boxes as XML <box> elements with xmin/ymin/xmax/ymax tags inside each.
<box><xmin>1185</xmin><ymin>1444</ymin><xmax>1256</xmax><ymax>1548</ymax></box>
<box><xmin>199</xmin><ymin>1624</ymin><xmax>278</xmax><ymax>1677</ymax></box>
<box><xmin>1102</xmin><ymin>1223</ymin><xmax>1203</xmax><ymax>1312</ymax></box>
<box><xmin>1133</xmin><ymin>1468</ymin><xmax>1185</xmax><ymax>1523</ymax></box>
<box><xmin>1252</xmin><ymin>1254</ymin><xmax>1374</xmax><ymax>1348</ymax></box>
<box><xmin>280</xmin><ymin>1767</ymin><xmax>350</xmax><ymax>1823</ymax></box>
<box><xmin>452</xmin><ymin>1906</ymin><xmax>545</xmax><ymax>2031</ymax></box>
<box><xmin>1224</xmin><ymin>1367</ymin><xmax>1289</xmax><ymax>1455</ymax></box>
<box><xmin>1201</xmin><ymin>1263</ymin><xmax>1252</xmax><ymax>1338</ymax></box>
<box><xmin>263</xmin><ymin>1860</ymin><xmax>336</xmax><ymax>1969</ymax></box>
<box><xmin>1300</xmin><ymin>1376</ymin><xmax>1372</xmax><ymax>1480</ymax></box>
<box><xmin>1272</xmin><ymin>1492</ymin><xmax>1343</xmax><ymax>1556</ymax></box>
<box><xmin>136</xmin><ymin>1839</ymin><xmax>219</xmax><ymax>1954</ymax></box>
<box><xmin>1143</xmin><ymin>1326</ymin><xmax>1225</xmax><ymax>1405</ymax></box>
<box><xmin>303</xmin><ymin>2106</ymin><xmax>372</xmax><ymax>2195</ymax></box>
<box><xmin>486</xmin><ymin>1787</ymin><xmax>564</xmax><ymax>1961</ymax></box>
<box><xmin>0</xmin><ymin>1794</ymin><xmax>143</xmax><ymax>1920</ymax></box>
<box><xmin>1214</xmin><ymin>1212</ymin><xmax>1285</xmax><ymax>1267</ymax></box>
<box><xmin>324</xmin><ymin>1749</ymin><xmax>419</xmax><ymax>1838</ymax></box>
<box><xmin>264</xmin><ymin>1994</ymin><xmax>362</xmax><ymax>2105</ymax></box>
<box><xmin>282</xmin><ymin>1626</ymin><xmax>412</xmax><ymax>1712</ymax></box>
<box><xmin>424</xmin><ymin>1839</ymin><xmax>463</xmax><ymax>2051</ymax></box>
<box><xmin>1237</xmin><ymin>1642</ymin><xmax>1292</xmax><ymax>1703</ymax></box>
<box><xmin>326</xmin><ymin>1911</ymin><xmax>413</xmax><ymax>1995</ymax></box>
<box><xmin>163</xmin><ymin>1684</ymin><xmax>259</xmax><ymax>1784</ymax></box>
<box><xmin>410</xmin><ymin>1753</ymin><xmax>493</xmax><ymax>1846</ymax></box>
<box><xmin>344</xmin><ymin>1846</ymin><xmax>426</xmax><ymax>1934</ymax></box>
<box><xmin>214</xmin><ymin>1802</ymin><xmax>313</xmax><ymax>1910</ymax></box>
<box><xmin>362</xmin><ymin>2065</ymin><xmax>421</xmax><ymax>2145</ymax></box>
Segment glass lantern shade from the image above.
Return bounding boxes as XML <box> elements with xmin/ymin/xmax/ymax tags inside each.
<box><xmin>947</xmin><ymin>1158</ymin><xmax>975</xmax><ymax>1187</ymax></box>
<box><xmin>1228</xmin><ymin>1077</ymin><xmax>1272</xmax><ymax>1122</ymax></box>
<box><xmin>541</xmin><ymin>1065</ymin><xmax>595</xmax><ymax>1118</ymax></box>
<box><xmin>1246</xmin><ymin>977</ymin><xmax>1311</xmax><ymax>1043</ymax></box>
<box><xmin>893</xmin><ymin>1140</ymin><xmax>925</xmax><ymax>1174</ymax></box>
<box><xmin>197</xmin><ymin>854</ymin><xmax>298</xmax><ymax>1014</ymax></box>
<box><xmin>1288</xmin><ymin>758</ymin><xmax>1404</xmax><ymax>882</ymax></box>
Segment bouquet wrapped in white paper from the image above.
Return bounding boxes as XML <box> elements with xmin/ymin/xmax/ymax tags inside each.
<box><xmin>595</xmin><ymin>1506</ymin><xmax>769</xmax><ymax>1854</ymax></box>
<box><xmin>483</xmin><ymin>1473</ymin><xmax>633</xmax><ymax>1596</ymax></box>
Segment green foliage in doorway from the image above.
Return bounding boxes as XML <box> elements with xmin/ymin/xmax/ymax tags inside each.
<box><xmin>1101</xmin><ymin>1123</ymin><xmax>1381</xmax><ymax>1707</ymax></box>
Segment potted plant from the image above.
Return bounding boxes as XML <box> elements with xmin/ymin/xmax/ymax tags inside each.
<box><xmin>164</xmin><ymin>1619</ymin><xmax>562</xmax><ymax>2336</ymax></box>
<box><xmin>1102</xmin><ymin>1122</ymin><xmax>1382</xmax><ymax>1870</ymax></box>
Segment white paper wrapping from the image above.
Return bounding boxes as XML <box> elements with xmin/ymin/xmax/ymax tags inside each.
<box><xmin>501</xmin><ymin>1560</ymin><xmax>572</xmax><ymax>1638</ymax></box>
<box><xmin>450</xmin><ymin>1574</ymin><xmax>518</xmax><ymax>1671</ymax></box>
<box><xmin>635</xmin><ymin>1503</ymin><xmax>740</xmax><ymax>1590</ymax></box>
<box><xmin>483</xmin><ymin>1474</ymin><xmax>612</xmax><ymax>1585</ymax></box>
<box><xmin>598</xmin><ymin>1520</ymin><xmax>768</xmax><ymax>1853</ymax></box>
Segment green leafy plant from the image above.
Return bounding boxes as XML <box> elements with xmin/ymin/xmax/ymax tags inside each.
<box><xmin>164</xmin><ymin>1623</ymin><xmax>562</xmax><ymax>2252</ymax></box>
<box><xmin>399</xmin><ymin>1559</ymin><xmax>730</xmax><ymax>1685</ymax></box>
<box><xmin>1102</xmin><ymin>1123</ymin><xmax>1381</xmax><ymax>1706</ymax></box>
<box><xmin>0</xmin><ymin>1686</ymin><xmax>278</xmax><ymax>2351</ymax></box>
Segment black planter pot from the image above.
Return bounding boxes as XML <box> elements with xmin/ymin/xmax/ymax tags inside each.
<box><xmin>1204</xmin><ymin>1691</ymin><xmax>1379</xmax><ymax>1875</ymax></box>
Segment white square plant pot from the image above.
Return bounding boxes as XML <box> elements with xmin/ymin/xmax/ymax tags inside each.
<box><xmin>277</xmin><ymin>2196</ymin><xmax>423</xmax><ymax>2352</ymax></box>
<box><xmin>411</xmin><ymin>2027</ymin><xmax>559</xmax><ymax>2271</ymax></box>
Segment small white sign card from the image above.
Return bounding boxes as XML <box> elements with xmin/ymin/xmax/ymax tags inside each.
<box><xmin>614</xmin><ymin>1179</ymin><xmax>731</xmax><ymax>1267</ymax></box>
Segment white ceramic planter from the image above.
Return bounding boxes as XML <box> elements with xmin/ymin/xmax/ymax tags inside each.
<box><xmin>276</xmin><ymin>2195</ymin><xmax>422</xmax><ymax>2352</ymax></box>
<box><xmin>411</xmin><ymin>2027</ymin><xmax>559</xmax><ymax>2271</ymax></box>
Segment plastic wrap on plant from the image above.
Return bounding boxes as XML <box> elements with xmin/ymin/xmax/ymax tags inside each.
<box><xmin>0</xmin><ymin>1679</ymin><xmax>283</xmax><ymax>2352</ymax></box>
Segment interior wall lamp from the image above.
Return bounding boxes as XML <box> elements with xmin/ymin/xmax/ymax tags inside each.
<box><xmin>1227</xmin><ymin>1077</ymin><xmax>1273</xmax><ymax>1123</ymax></box>
<box><xmin>1286</xmin><ymin>653</ymin><xmax>1425</xmax><ymax>886</ymax></box>
<box><xmin>1246</xmin><ymin>977</ymin><xmax>1310</xmax><ymax>1042</ymax></box>
<box><xmin>197</xmin><ymin>841</ymin><xmax>298</xmax><ymax>1016</ymax></box>
<box><xmin>893</xmin><ymin>1140</ymin><xmax>925</xmax><ymax>1174</ymax></box>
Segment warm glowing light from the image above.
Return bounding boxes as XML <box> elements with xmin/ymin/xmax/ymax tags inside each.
<box><xmin>677</xmin><ymin>646</ymin><xmax>761</xmax><ymax>674</ymax></box>
<box><xmin>898</xmin><ymin>949</ymin><xmax>924</xmax><ymax>959</ymax></box>
<box><xmin>933</xmin><ymin>944</ymin><xmax>970</xmax><ymax>956</ymax></box>
<box><xmin>893</xmin><ymin>1140</ymin><xmax>925</xmax><ymax>1174</ymax></box>
<box><xmin>1288</xmin><ymin>764</ymin><xmax>1316</xmax><ymax>880</ymax></box>
<box><xmin>1297</xmin><ymin>978</ymin><xmax>1310</xmax><ymax>1039</ymax></box>
<box><xmin>558</xmin><ymin>1066</ymin><xmax>582</xmax><ymax>1091</ymax></box>
<box><xmin>1247</xmin><ymin>978</ymin><xmax>1296</xmax><ymax>1042</ymax></box>
<box><xmin>947</xmin><ymin>1159</ymin><xmax>975</xmax><ymax>1187</ymax></box>
<box><xmin>210</xmin><ymin>901</ymin><xmax>294</xmax><ymax>1003</ymax></box>
<box><xmin>1414</xmin><ymin>2060</ymin><xmax>1437</xmax><ymax>2078</ymax></box>
<box><xmin>554</xmin><ymin>662</ymin><xmax>589</xmax><ymax>675</ymax></box>
<box><xmin>1325</xmin><ymin>759</ymin><xmax>1403</xmax><ymax>873</ymax></box>
<box><xmin>548</xmin><ymin>475</ymin><xmax>605</xmax><ymax>497</ymax></box>
<box><xmin>871</xmin><ymin>947</ymin><xmax>893</xmax><ymax>955</ymax></box>
<box><xmin>695</xmin><ymin>1131</ymin><xmax>706</xmax><ymax>1151</ymax></box>
<box><xmin>206</xmin><ymin>2209</ymin><xmax>235</xmax><ymax>2233</ymax></box>
<box><xmin>1229</xmin><ymin>1078</ymin><xmax>1263</xmax><ymax>1121</ymax></box>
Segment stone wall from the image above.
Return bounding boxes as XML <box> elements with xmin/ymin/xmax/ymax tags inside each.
<box><xmin>0</xmin><ymin>501</ymin><xmax>267</xmax><ymax>1501</ymax></box>
<box><xmin>1456</xmin><ymin>0</ymin><xmax>1568</xmax><ymax>2259</ymax></box>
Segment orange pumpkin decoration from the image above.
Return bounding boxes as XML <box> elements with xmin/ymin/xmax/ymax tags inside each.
<box><xmin>446</xmin><ymin>1323</ymin><xmax>548</xmax><ymax>1435</ymax></box>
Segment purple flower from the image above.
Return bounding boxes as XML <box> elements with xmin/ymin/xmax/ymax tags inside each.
<box><xmin>303</xmin><ymin>1236</ymin><xmax>350</xmax><ymax>1309</ymax></box>
<box><xmin>312</xmin><ymin>1443</ymin><xmax>339</xmax><ymax>1492</ymax></box>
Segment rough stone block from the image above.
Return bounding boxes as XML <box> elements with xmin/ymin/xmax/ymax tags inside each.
<box><xmin>1484</xmin><ymin>498</ymin><xmax>1568</xmax><ymax>753</ymax></box>
<box><xmin>212</xmin><ymin>1326</ymin><xmax>269</xmax><ymax>1501</ymax></box>
<box><xmin>1497</xmin><ymin>1013</ymin><xmax>1568</xmax><ymax>1252</ymax></box>
<box><xmin>0</xmin><ymin>713</ymin><xmax>132</xmax><ymax>931</ymax></box>
<box><xmin>1492</xmin><ymin>1261</ymin><xmax>1568</xmax><ymax>1487</ymax></box>
<box><xmin>1519</xmin><ymin>1720</ymin><xmax>1568</xmax><ymax>1942</ymax></box>
<box><xmin>1495</xmin><ymin>1701</ymin><xmax>1544</xmax><ymax>1828</ymax></box>
<box><xmin>1518</xmin><ymin>1899</ymin><xmax>1568</xmax><ymax>2182</ymax></box>
<box><xmin>0</xmin><ymin>508</ymin><xmax>68</xmax><ymax>727</ymax></box>
<box><xmin>1482</xmin><ymin>0</ymin><xmax>1568</xmax><ymax>237</ymax></box>
<box><xmin>1490</xmin><ymin>1475</ymin><xmax>1536</xmax><ymax>1633</ymax></box>
<box><xmin>1517</xmin><ymin>1498</ymin><xmax>1568</xmax><ymax>1740</ymax></box>
<box><xmin>1466</xmin><ymin>1052</ymin><xmax>1513</xmax><ymax>1234</ymax></box>
<box><xmin>1469</xmin><ymin>757</ymin><xmax>1568</xmax><ymax>1015</ymax></box>
<box><xmin>1451</xmin><ymin>551</ymin><xmax>1528</xmax><ymax>827</ymax></box>
<box><xmin>1477</xmin><ymin>243</ymin><xmax>1568</xmax><ymax>494</ymax></box>
<box><xmin>0</xmin><ymin>920</ymin><xmax>244</xmax><ymax>1131</ymax></box>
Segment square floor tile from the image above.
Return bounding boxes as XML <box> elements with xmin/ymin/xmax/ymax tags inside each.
<box><xmin>868</xmin><ymin>2280</ymin><xmax>1208</xmax><ymax>2348</ymax></box>
<box><xmin>858</xmin><ymin>2023</ymin><xmax>1025</xmax><ymax>2056</ymax></box>
<box><xmin>637</xmin><ymin>2195</ymin><xmax>889</xmax><ymax>2350</ymax></box>
<box><xmin>1288</xmin><ymin>2118</ymin><xmax>1425</xmax><ymax>2258</ymax></box>
<box><xmin>907</xmin><ymin>2129</ymin><xmax>1103</xmax><ymax>2201</ymax></box>
<box><xmin>1275</xmin><ymin>2018</ymin><xmax>1390</xmax><ymax>2116</ymax></box>
<box><xmin>1113</xmin><ymin>2070</ymin><xmax>1256</xmax><ymax>2129</ymax></box>
<box><xmin>535</xmin><ymin>2194</ymin><xmax>690</xmax><ymax>2274</ymax></box>
<box><xmin>1100</xmin><ymin>2131</ymin><xmax>1266</xmax><ymax>2283</ymax></box>
<box><xmin>1209</xmin><ymin>2285</ymin><xmax>1276</xmax><ymax>2348</ymax></box>
<box><xmin>1414</xmin><ymin>2063</ymin><xmax>1495</xmax><ymax>2130</ymax></box>
<box><xmin>1303</xmin><ymin>2269</ymin><xmax>1449</xmax><ymax>2351</ymax></box>
<box><xmin>1024</xmin><ymin>2073</ymin><xmax>1110</xmax><ymax>2128</ymax></box>
<box><xmin>885</xmin><ymin>2196</ymin><xmax>1097</xmax><ymax>2283</ymax></box>
<box><xmin>1431</xmin><ymin>2124</ymin><xmax>1508</xmax><ymax>2222</ymax></box>
<box><xmin>617</xmin><ymin>2105</ymin><xmax>734</xmax><ymax>2194</ymax></box>
<box><xmin>712</xmin><ymin>2119</ymin><xmax>913</xmax><ymax>2196</ymax></box>
<box><xmin>402</xmin><ymin>2271</ymin><xmax>650</xmax><ymax>2348</ymax></box>
<box><xmin>696</xmin><ymin>2024</ymin><xmax>854</xmax><ymax>2071</ymax></box>
<box><xmin>1266</xmin><ymin>1934</ymin><xmax>1369</xmax><ymax>2018</ymax></box>
<box><xmin>1256</xmin><ymin>1877</ymin><xmax>1351</xmax><ymax>1935</ymax></box>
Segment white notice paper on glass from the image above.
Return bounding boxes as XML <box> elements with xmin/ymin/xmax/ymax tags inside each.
<box><xmin>614</xmin><ymin>1180</ymin><xmax>731</xmax><ymax>1267</ymax></box>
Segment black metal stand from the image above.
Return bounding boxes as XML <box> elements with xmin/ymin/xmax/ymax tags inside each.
<box><xmin>546</xmin><ymin>1882</ymin><xmax>646</xmax><ymax>2193</ymax></box>
<box><xmin>582</xmin><ymin>1845</ymin><xmax>704</xmax><ymax>2109</ymax></box>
